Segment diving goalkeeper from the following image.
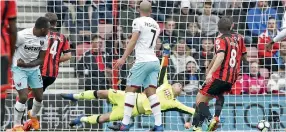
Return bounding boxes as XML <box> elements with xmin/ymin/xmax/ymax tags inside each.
<box><xmin>61</xmin><ymin>45</ymin><xmax>195</xmax><ymax>127</ymax></box>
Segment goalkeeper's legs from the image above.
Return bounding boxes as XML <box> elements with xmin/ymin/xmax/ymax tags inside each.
<box><xmin>61</xmin><ymin>90</ymin><xmax>109</xmax><ymax>101</ymax></box>
<box><xmin>70</xmin><ymin>113</ymin><xmax>111</xmax><ymax>127</ymax></box>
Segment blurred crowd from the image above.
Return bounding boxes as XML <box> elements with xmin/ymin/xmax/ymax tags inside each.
<box><xmin>47</xmin><ymin>0</ymin><xmax>286</xmax><ymax>95</ymax></box>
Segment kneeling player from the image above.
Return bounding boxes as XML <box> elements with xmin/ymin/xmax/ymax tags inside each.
<box><xmin>61</xmin><ymin>81</ymin><xmax>195</xmax><ymax>127</ymax></box>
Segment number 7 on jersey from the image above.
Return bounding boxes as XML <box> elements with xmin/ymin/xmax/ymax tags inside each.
<box><xmin>149</xmin><ymin>29</ymin><xmax>156</xmax><ymax>48</ymax></box>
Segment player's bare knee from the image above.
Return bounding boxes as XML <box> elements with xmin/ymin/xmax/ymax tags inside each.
<box><xmin>145</xmin><ymin>87</ymin><xmax>156</xmax><ymax>97</ymax></box>
<box><xmin>18</xmin><ymin>94</ymin><xmax>28</xmax><ymax>103</ymax></box>
<box><xmin>97</xmin><ymin>90</ymin><xmax>108</xmax><ymax>99</ymax></box>
<box><xmin>125</xmin><ymin>86</ymin><xmax>137</xmax><ymax>93</ymax></box>
<box><xmin>34</xmin><ymin>96</ymin><xmax>43</xmax><ymax>102</ymax></box>
<box><xmin>98</xmin><ymin>115</ymin><xmax>107</xmax><ymax>123</ymax></box>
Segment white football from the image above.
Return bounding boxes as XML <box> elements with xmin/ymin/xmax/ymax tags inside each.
<box><xmin>257</xmin><ymin>120</ymin><xmax>270</xmax><ymax>132</ymax></box>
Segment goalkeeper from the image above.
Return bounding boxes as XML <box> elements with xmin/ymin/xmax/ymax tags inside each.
<box><xmin>61</xmin><ymin>44</ymin><xmax>195</xmax><ymax>127</ymax></box>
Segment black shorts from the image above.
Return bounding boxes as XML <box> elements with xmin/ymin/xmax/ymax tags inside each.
<box><xmin>200</xmin><ymin>79</ymin><xmax>232</xmax><ymax>99</ymax></box>
<box><xmin>42</xmin><ymin>76</ymin><xmax>56</xmax><ymax>91</ymax></box>
<box><xmin>1</xmin><ymin>56</ymin><xmax>9</xmax><ymax>88</ymax></box>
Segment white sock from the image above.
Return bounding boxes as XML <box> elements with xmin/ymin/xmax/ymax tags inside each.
<box><xmin>148</xmin><ymin>94</ymin><xmax>162</xmax><ymax>126</ymax></box>
<box><xmin>31</xmin><ymin>99</ymin><xmax>42</xmax><ymax>117</ymax></box>
<box><xmin>14</xmin><ymin>101</ymin><xmax>25</xmax><ymax>126</ymax></box>
<box><xmin>122</xmin><ymin>92</ymin><xmax>136</xmax><ymax>125</ymax></box>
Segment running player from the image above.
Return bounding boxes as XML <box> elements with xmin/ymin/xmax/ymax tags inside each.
<box><xmin>111</xmin><ymin>0</ymin><xmax>162</xmax><ymax>131</ymax></box>
<box><xmin>204</xmin><ymin>19</ymin><xmax>248</xmax><ymax>131</ymax></box>
<box><xmin>1</xmin><ymin>0</ymin><xmax>17</xmax><ymax>127</ymax></box>
<box><xmin>192</xmin><ymin>17</ymin><xmax>247</xmax><ymax>131</ymax></box>
<box><xmin>9</xmin><ymin>17</ymin><xmax>50</xmax><ymax>131</ymax></box>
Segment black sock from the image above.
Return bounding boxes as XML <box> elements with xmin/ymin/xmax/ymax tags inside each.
<box><xmin>215</xmin><ymin>95</ymin><xmax>224</xmax><ymax>117</ymax></box>
<box><xmin>93</xmin><ymin>90</ymin><xmax>98</xmax><ymax>98</ymax></box>
<box><xmin>192</xmin><ymin>106</ymin><xmax>201</xmax><ymax>127</ymax></box>
<box><xmin>198</xmin><ymin>102</ymin><xmax>212</xmax><ymax>121</ymax></box>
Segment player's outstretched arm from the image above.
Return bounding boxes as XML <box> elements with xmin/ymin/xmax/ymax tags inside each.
<box><xmin>59</xmin><ymin>37</ymin><xmax>72</xmax><ymax>62</ymax></box>
<box><xmin>59</xmin><ymin>52</ymin><xmax>71</xmax><ymax>63</ymax></box>
<box><xmin>61</xmin><ymin>90</ymin><xmax>109</xmax><ymax>101</ymax></box>
<box><xmin>164</xmin><ymin>100</ymin><xmax>195</xmax><ymax>115</ymax></box>
<box><xmin>114</xmin><ymin>32</ymin><xmax>140</xmax><ymax>68</ymax></box>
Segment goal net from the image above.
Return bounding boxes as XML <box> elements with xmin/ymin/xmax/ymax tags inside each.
<box><xmin>1</xmin><ymin>0</ymin><xmax>286</xmax><ymax>131</ymax></box>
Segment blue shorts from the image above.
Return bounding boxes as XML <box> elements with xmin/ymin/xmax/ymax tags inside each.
<box><xmin>127</xmin><ymin>61</ymin><xmax>160</xmax><ymax>89</ymax></box>
<box><xmin>12</xmin><ymin>66</ymin><xmax>43</xmax><ymax>90</ymax></box>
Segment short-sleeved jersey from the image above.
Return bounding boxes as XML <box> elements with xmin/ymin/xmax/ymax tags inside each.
<box><xmin>213</xmin><ymin>33</ymin><xmax>246</xmax><ymax>84</ymax></box>
<box><xmin>132</xmin><ymin>16</ymin><xmax>160</xmax><ymax>63</ymax></box>
<box><xmin>13</xmin><ymin>28</ymin><xmax>48</xmax><ymax>69</ymax></box>
<box><xmin>1</xmin><ymin>0</ymin><xmax>17</xmax><ymax>56</ymax></box>
<box><xmin>41</xmin><ymin>31</ymin><xmax>70</xmax><ymax>77</ymax></box>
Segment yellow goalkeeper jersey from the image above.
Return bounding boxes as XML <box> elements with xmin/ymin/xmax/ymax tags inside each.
<box><xmin>136</xmin><ymin>82</ymin><xmax>195</xmax><ymax>115</ymax></box>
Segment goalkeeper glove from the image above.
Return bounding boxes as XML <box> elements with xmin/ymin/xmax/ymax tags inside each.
<box><xmin>163</xmin><ymin>43</ymin><xmax>170</xmax><ymax>56</ymax></box>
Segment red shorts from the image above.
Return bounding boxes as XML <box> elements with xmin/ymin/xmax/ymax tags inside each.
<box><xmin>200</xmin><ymin>79</ymin><xmax>232</xmax><ymax>99</ymax></box>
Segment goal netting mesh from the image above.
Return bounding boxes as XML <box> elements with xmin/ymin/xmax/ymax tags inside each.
<box><xmin>1</xmin><ymin>0</ymin><xmax>286</xmax><ymax>131</ymax></box>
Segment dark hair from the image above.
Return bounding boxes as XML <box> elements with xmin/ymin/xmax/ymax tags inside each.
<box><xmin>45</xmin><ymin>12</ymin><xmax>58</xmax><ymax>26</ymax></box>
<box><xmin>91</xmin><ymin>34</ymin><xmax>101</xmax><ymax>41</ymax></box>
<box><xmin>201</xmin><ymin>37</ymin><xmax>214</xmax><ymax>44</ymax></box>
<box><xmin>35</xmin><ymin>17</ymin><xmax>50</xmax><ymax>29</ymax></box>
<box><xmin>269</xmin><ymin>16</ymin><xmax>275</xmax><ymax>20</ymax></box>
<box><xmin>165</xmin><ymin>17</ymin><xmax>175</xmax><ymax>24</ymax></box>
<box><xmin>204</xmin><ymin>1</ymin><xmax>212</xmax><ymax>6</ymax></box>
<box><xmin>218</xmin><ymin>16</ymin><xmax>232</xmax><ymax>33</ymax></box>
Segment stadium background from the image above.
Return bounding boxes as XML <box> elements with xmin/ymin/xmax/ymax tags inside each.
<box><xmin>1</xmin><ymin>0</ymin><xmax>286</xmax><ymax>131</ymax></box>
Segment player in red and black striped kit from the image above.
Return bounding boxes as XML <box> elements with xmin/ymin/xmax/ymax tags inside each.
<box><xmin>192</xmin><ymin>17</ymin><xmax>248</xmax><ymax>131</ymax></box>
<box><xmin>42</xmin><ymin>12</ymin><xmax>71</xmax><ymax>91</ymax></box>
<box><xmin>36</xmin><ymin>13</ymin><xmax>72</xmax><ymax>91</ymax></box>
<box><xmin>1</xmin><ymin>0</ymin><xmax>17</xmax><ymax>128</ymax></box>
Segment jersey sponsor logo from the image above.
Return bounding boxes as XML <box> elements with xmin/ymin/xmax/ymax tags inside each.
<box><xmin>164</xmin><ymin>89</ymin><xmax>172</xmax><ymax>100</ymax></box>
<box><xmin>17</xmin><ymin>82</ymin><xmax>21</xmax><ymax>87</ymax></box>
<box><xmin>24</xmin><ymin>45</ymin><xmax>41</xmax><ymax>51</ymax></box>
<box><xmin>40</xmin><ymin>40</ymin><xmax>44</xmax><ymax>46</ymax></box>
